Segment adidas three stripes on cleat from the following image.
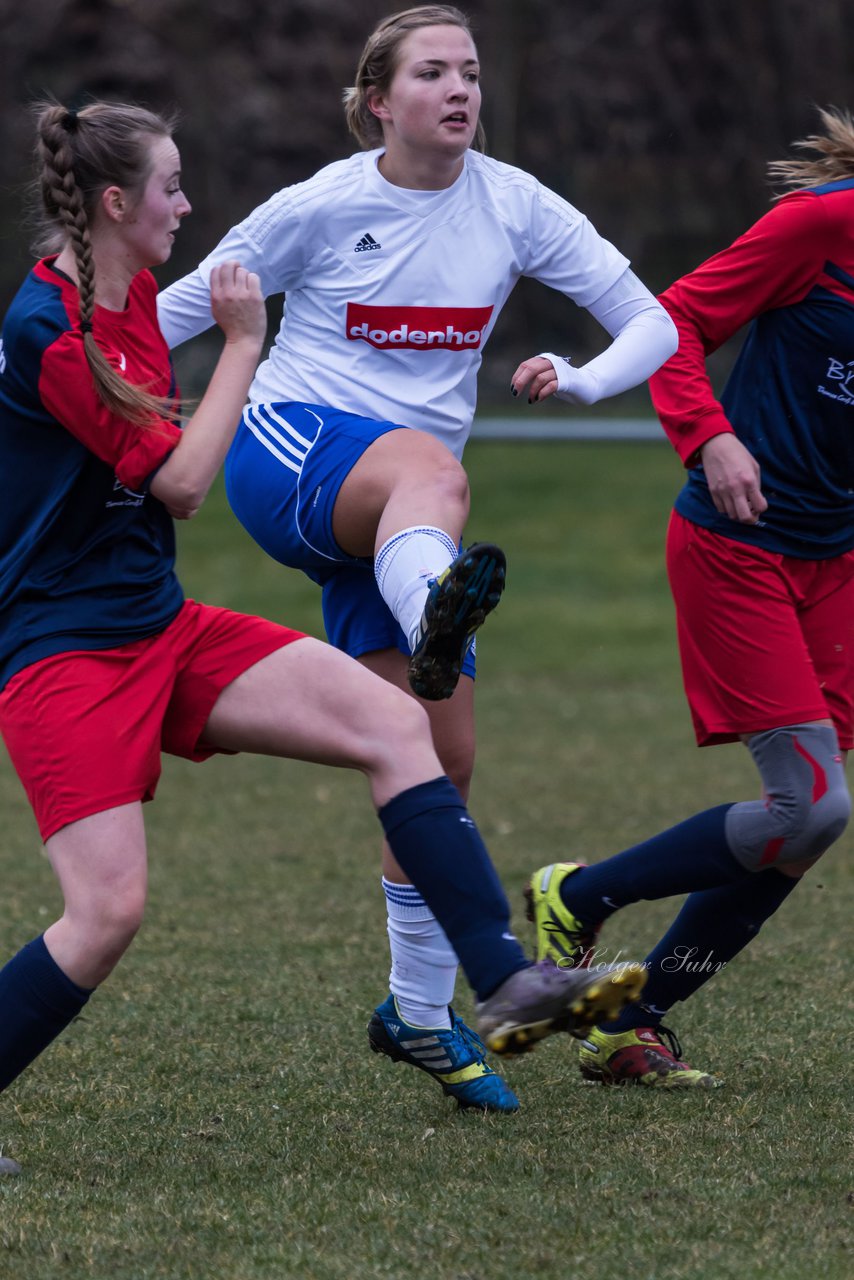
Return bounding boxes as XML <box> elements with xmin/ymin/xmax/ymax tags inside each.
<box><xmin>368</xmin><ymin>994</ymin><xmax>520</xmax><ymax>1112</ymax></box>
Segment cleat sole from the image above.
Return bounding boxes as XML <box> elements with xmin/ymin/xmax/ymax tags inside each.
<box><xmin>484</xmin><ymin>1019</ymin><xmax>556</xmax><ymax>1057</ymax></box>
<box><xmin>408</xmin><ymin>543</ymin><xmax>506</xmax><ymax>701</ymax></box>
<box><xmin>581</xmin><ymin>1063</ymin><xmax>721</xmax><ymax>1089</ymax></box>
<box><xmin>484</xmin><ymin>966</ymin><xmax>647</xmax><ymax>1056</ymax></box>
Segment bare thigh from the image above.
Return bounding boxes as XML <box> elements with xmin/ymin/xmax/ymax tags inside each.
<box><xmin>332</xmin><ymin>428</ymin><xmax>470</xmax><ymax>557</ymax></box>
<box><xmin>358</xmin><ymin>648</ymin><xmax>475</xmax><ymax>795</ymax></box>
<box><xmin>202</xmin><ymin>637</ymin><xmax>441</xmax><ymax>808</ymax></box>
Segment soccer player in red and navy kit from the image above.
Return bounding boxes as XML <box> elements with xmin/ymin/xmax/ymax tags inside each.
<box><xmin>157</xmin><ymin>3</ymin><xmax>675</xmax><ymax>1111</ymax></box>
<box><xmin>527</xmin><ymin>107</ymin><xmax>854</xmax><ymax>1086</ymax></box>
<box><xmin>0</xmin><ymin>100</ymin><xmax>646</xmax><ymax>1172</ymax></box>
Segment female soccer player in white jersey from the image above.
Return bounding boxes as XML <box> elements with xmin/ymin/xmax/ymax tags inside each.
<box><xmin>157</xmin><ymin>4</ymin><xmax>675</xmax><ymax>1112</ymax></box>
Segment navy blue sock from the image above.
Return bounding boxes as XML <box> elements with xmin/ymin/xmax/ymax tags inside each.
<box><xmin>0</xmin><ymin>935</ymin><xmax>93</xmax><ymax>1093</ymax></box>
<box><xmin>379</xmin><ymin>777</ymin><xmax>529</xmax><ymax>1002</ymax></box>
<box><xmin>563</xmin><ymin>804</ymin><xmax>747</xmax><ymax>925</ymax></box>
<box><xmin>606</xmin><ymin>869</ymin><xmax>798</xmax><ymax>1032</ymax></box>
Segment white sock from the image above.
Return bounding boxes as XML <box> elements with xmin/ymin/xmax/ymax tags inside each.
<box><xmin>382</xmin><ymin>878</ymin><xmax>457</xmax><ymax>1028</ymax></box>
<box><xmin>374</xmin><ymin>526</ymin><xmax>458</xmax><ymax>652</ymax></box>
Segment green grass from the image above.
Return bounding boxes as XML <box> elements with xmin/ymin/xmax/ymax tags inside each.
<box><xmin>1</xmin><ymin>442</ymin><xmax>852</xmax><ymax>1279</ymax></box>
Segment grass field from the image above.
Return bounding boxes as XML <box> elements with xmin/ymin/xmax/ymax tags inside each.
<box><xmin>1</xmin><ymin>441</ymin><xmax>851</xmax><ymax>1280</ymax></box>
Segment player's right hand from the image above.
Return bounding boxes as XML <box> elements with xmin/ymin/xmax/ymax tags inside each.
<box><xmin>700</xmin><ymin>432</ymin><xmax>768</xmax><ymax>524</ymax></box>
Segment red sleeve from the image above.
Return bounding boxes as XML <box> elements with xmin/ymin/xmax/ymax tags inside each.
<box><xmin>38</xmin><ymin>329</ymin><xmax>181</xmax><ymax>491</ymax></box>
<box><xmin>649</xmin><ymin>192</ymin><xmax>837</xmax><ymax>464</ymax></box>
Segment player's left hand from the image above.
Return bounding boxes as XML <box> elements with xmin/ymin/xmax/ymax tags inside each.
<box><xmin>511</xmin><ymin>355</ymin><xmax>560</xmax><ymax>403</ymax></box>
<box><xmin>511</xmin><ymin>354</ymin><xmax>599</xmax><ymax>405</ymax></box>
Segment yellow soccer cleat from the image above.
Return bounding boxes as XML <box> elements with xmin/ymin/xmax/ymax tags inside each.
<box><xmin>525</xmin><ymin>862</ymin><xmax>601</xmax><ymax>968</ymax></box>
<box><xmin>579</xmin><ymin>1024</ymin><xmax>721</xmax><ymax>1088</ymax></box>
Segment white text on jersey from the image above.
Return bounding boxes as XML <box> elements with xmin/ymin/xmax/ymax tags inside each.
<box><xmin>346</xmin><ymin>303</ymin><xmax>493</xmax><ymax>351</ymax></box>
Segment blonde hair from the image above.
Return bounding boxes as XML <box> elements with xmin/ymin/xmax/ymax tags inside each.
<box><xmin>33</xmin><ymin>100</ymin><xmax>178</xmax><ymax>428</ymax></box>
<box><xmin>768</xmin><ymin>106</ymin><xmax>854</xmax><ymax>196</ymax></box>
<box><xmin>343</xmin><ymin>4</ymin><xmax>485</xmax><ymax>151</ymax></box>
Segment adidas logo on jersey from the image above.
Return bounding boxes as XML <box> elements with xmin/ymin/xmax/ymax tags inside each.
<box><xmin>354</xmin><ymin>233</ymin><xmax>382</xmax><ymax>253</ymax></box>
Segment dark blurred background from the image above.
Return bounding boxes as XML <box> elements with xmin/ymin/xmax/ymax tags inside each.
<box><xmin>1</xmin><ymin>0</ymin><xmax>850</xmax><ymax>407</ymax></box>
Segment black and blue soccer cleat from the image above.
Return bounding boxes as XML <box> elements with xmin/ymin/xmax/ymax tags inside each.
<box><xmin>368</xmin><ymin>993</ymin><xmax>520</xmax><ymax>1112</ymax></box>
<box><xmin>407</xmin><ymin>542</ymin><xmax>506</xmax><ymax>701</ymax></box>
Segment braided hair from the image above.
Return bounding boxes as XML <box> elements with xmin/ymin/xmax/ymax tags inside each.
<box><xmin>33</xmin><ymin>101</ymin><xmax>179</xmax><ymax>427</ymax></box>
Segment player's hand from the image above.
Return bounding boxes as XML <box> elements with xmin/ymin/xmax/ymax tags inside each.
<box><xmin>510</xmin><ymin>354</ymin><xmax>598</xmax><ymax>405</ymax></box>
<box><xmin>700</xmin><ymin>433</ymin><xmax>768</xmax><ymax>524</ymax></box>
<box><xmin>209</xmin><ymin>262</ymin><xmax>266</xmax><ymax>347</ymax></box>
<box><xmin>511</xmin><ymin>355</ymin><xmax>560</xmax><ymax>403</ymax></box>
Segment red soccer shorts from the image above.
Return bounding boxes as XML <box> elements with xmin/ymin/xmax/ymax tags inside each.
<box><xmin>666</xmin><ymin>511</ymin><xmax>854</xmax><ymax>748</ymax></box>
<box><xmin>0</xmin><ymin>599</ymin><xmax>305</xmax><ymax>841</ymax></box>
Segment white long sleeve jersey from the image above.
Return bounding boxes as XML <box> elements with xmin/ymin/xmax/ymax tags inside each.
<box><xmin>158</xmin><ymin>148</ymin><xmax>630</xmax><ymax>460</ymax></box>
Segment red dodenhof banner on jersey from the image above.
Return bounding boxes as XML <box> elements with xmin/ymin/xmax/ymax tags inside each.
<box><xmin>346</xmin><ymin>303</ymin><xmax>494</xmax><ymax>350</ymax></box>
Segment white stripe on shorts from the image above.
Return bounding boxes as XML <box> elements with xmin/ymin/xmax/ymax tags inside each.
<box><xmin>243</xmin><ymin>404</ymin><xmax>321</xmax><ymax>473</ymax></box>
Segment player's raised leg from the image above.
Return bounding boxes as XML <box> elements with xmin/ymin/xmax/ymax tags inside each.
<box><xmin>333</xmin><ymin>427</ymin><xmax>507</xmax><ymax>702</ymax></box>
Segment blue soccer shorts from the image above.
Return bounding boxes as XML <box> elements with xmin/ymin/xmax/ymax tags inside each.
<box><xmin>224</xmin><ymin>401</ymin><xmax>477</xmax><ymax>676</ymax></box>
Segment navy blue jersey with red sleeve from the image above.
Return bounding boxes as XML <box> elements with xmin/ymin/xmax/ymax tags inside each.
<box><xmin>650</xmin><ymin>180</ymin><xmax>854</xmax><ymax>558</ymax></box>
<box><xmin>0</xmin><ymin>257</ymin><xmax>185</xmax><ymax>688</ymax></box>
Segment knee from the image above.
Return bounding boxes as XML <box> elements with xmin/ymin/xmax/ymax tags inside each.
<box><xmin>766</xmin><ymin>782</ymin><xmax>849</xmax><ymax>866</ymax></box>
<box><xmin>75</xmin><ymin>888</ymin><xmax>146</xmax><ymax>975</ymax></box>
<box><xmin>392</xmin><ymin>690</ymin><xmax>434</xmax><ymax>749</ymax></box>
<box><xmin>749</xmin><ymin>782</ymin><xmax>849</xmax><ymax>869</ymax></box>
<box><xmin>733</xmin><ymin>723</ymin><xmax>852</xmax><ymax>868</ymax></box>
<box><xmin>812</xmin><ymin>781</ymin><xmax>852</xmax><ymax>850</ymax></box>
<box><xmin>369</xmin><ymin>686</ymin><xmax>434</xmax><ymax>759</ymax></box>
<box><xmin>420</xmin><ymin>449</ymin><xmax>470</xmax><ymax>512</ymax></box>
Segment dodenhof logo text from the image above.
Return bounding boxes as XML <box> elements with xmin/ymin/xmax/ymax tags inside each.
<box><xmin>346</xmin><ymin>303</ymin><xmax>493</xmax><ymax>351</ymax></box>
